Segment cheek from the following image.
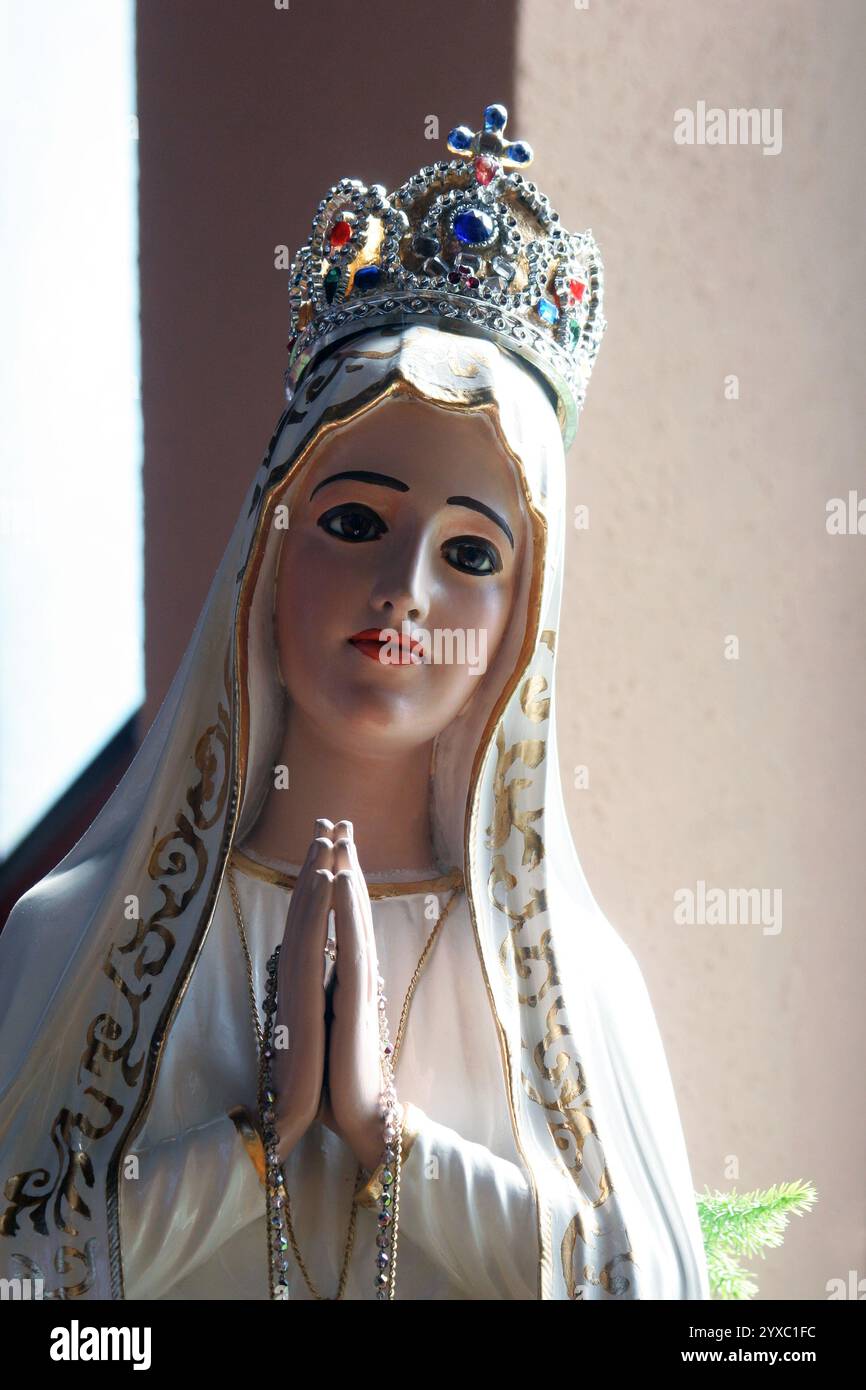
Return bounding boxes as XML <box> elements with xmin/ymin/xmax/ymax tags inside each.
<box><xmin>434</xmin><ymin>572</ymin><xmax>515</xmax><ymax>656</ymax></box>
<box><xmin>273</xmin><ymin>531</ymin><xmax>343</xmax><ymax>680</ymax></box>
<box><xmin>423</xmin><ymin>572</ymin><xmax>517</xmax><ymax>716</ymax></box>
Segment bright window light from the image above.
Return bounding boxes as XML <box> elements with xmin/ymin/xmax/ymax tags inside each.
<box><xmin>0</xmin><ymin>0</ymin><xmax>143</xmax><ymax>858</ymax></box>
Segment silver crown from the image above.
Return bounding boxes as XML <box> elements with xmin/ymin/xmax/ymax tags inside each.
<box><xmin>283</xmin><ymin>103</ymin><xmax>606</xmax><ymax>446</ymax></box>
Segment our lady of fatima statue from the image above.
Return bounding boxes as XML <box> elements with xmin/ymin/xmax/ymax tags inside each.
<box><xmin>0</xmin><ymin>104</ymin><xmax>710</xmax><ymax>1301</ymax></box>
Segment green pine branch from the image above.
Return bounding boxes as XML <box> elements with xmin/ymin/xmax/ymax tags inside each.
<box><xmin>696</xmin><ymin>1180</ymin><xmax>818</xmax><ymax>1300</ymax></box>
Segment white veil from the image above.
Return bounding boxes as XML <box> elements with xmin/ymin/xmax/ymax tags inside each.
<box><xmin>0</xmin><ymin>321</ymin><xmax>709</xmax><ymax>1300</ymax></box>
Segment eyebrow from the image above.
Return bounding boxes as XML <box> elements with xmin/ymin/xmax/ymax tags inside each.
<box><xmin>309</xmin><ymin>470</ymin><xmax>409</xmax><ymax>498</ymax></box>
<box><xmin>447</xmin><ymin>495</ymin><xmax>514</xmax><ymax>549</ymax></box>
<box><xmin>309</xmin><ymin>470</ymin><xmax>514</xmax><ymax>548</ymax></box>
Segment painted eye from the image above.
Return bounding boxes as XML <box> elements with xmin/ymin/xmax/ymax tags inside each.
<box><xmin>317</xmin><ymin>503</ymin><xmax>387</xmax><ymax>543</ymax></box>
<box><xmin>442</xmin><ymin>535</ymin><xmax>502</xmax><ymax>576</ymax></box>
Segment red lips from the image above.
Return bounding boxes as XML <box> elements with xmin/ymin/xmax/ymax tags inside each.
<box><xmin>348</xmin><ymin>628</ymin><xmax>422</xmax><ymax>664</ymax></box>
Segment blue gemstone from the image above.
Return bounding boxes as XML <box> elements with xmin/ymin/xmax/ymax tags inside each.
<box><xmin>484</xmin><ymin>104</ymin><xmax>508</xmax><ymax>132</ymax></box>
<box><xmin>353</xmin><ymin>265</ymin><xmax>381</xmax><ymax>291</ymax></box>
<box><xmin>505</xmin><ymin>141</ymin><xmax>532</xmax><ymax>165</ymax></box>
<box><xmin>537</xmin><ymin>297</ymin><xmax>560</xmax><ymax>325</ymax></box>
<box><xmin>448</xmin><ymin>125</ymin><xmax>473</xmax><ymax>151</ymax></box>
<box><xmin>453</xmin><ymin>209</ymin><xmax>495</xmax><ymax>245</ymax></box>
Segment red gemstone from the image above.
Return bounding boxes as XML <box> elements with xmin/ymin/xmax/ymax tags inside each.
<box><xmin>451</xmin><ymin>265</ymin><xmax>479</xmax><ymax>289</ymax></box>
<box><xmin>329</xmin><ymin>219</ymin><xmax>353</xmax><ymax>248</ymax></box>
<box><xmin>474</xmin><ymin>155</ymin><xmax>500</xmax><ymax>186</ymax></box>
<box><xmin>569</xmin><ymin>278</ymin><xmax>586</xmax><ymax>303</ymax></box>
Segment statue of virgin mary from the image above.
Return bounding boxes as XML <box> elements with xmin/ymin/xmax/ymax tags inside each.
<box><xmin>0</xmin><ymin>104</ymin><xmax>709</xmax><ymax>1301</ymax></box>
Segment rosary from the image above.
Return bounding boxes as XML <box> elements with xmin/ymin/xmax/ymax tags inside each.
<box><xmin>228</xmin><ymin>863</ymin><xmax>464</xmax><ymax>1300</ymax></box>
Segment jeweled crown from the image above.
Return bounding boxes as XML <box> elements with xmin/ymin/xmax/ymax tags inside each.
<box><xmin>283</xmin><ymin>103</ymin><xmax>606</xmax><ymax>446</ymax></box>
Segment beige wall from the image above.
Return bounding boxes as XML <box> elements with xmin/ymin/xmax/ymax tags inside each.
<box><xmin>518</xmin><ymin>0</ymin><xmax>864</xmax><ymax>1300</ymax></box>
<box><xmin>139</xmin><ymin>0</ymin><xmax>865</xmax><ymax>1298</ymax></box>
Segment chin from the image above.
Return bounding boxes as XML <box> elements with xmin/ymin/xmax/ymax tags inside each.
<box><xmin>330</xmin><ymin>678</ymin><xmax>460</xmax><ymax>750</ymax></box>
<box><xmin>338</xmin><ymin>685</ymin><xmax>428</xmax><ymax>738</ymax></box>
<box><xmin>292</xmin><ymin>653</ymin><xmax>473</xmax><ymax>748</ymax></box>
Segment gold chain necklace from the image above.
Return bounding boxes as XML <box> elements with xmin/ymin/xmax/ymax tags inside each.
<box><xmin>227</xmin><ymin>858</ymin><xmax>464</xmax><ymax>1300</ymax></box>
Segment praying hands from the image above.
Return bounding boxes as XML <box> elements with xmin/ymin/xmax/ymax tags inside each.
<box><xmin>271</xmin><ymin>818</ymin><xmax>401</xmax><ymax>1174</ymax></box>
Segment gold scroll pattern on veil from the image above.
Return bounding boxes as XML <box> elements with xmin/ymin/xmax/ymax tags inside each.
<box><xmin>0</xmin><ymin>681</ymin><xmax>232</xmax><ymax>1298</ymax></box>
<box><xmin>485</xmin><ymin>630</ymin><xmax>635</xmax><ymax>1298</ymax></box>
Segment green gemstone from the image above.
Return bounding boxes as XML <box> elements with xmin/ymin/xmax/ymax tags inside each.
<box><xmin>324</xmin><ymin>267</ymin><xmax>340</xmax><ymax>304</ymax></box>
<box><xmin>568</xmin><ymin>318</ymin><xmax>581</xmax><ymax>347</ymax></box>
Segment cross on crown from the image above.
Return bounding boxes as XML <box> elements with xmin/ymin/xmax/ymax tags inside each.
<box><xmin>446</xmin><ymin>103</ymin><xmax>535</xmax><ymax>185</ymax></box>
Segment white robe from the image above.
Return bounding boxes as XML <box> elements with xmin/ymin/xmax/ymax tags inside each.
<box><xmin>0</xmin><ymin>326</ymin><xmax>708</xmax><ymax>1301</ymax></box>
<box><xmin>119</xmin><ymin>855</ymin><xmax>540</xmax><ymax>1300</ymax></box>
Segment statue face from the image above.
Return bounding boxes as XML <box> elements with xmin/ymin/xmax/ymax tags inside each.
<box><xmin>274</xmin><ymin>393</ymin><xmax>529</xmax><ymax>752</ymax></box>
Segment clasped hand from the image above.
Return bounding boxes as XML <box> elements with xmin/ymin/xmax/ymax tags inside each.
<box><xmin>271</xmin><ymin>818</ymin><xmax>401</xmax><ymax>1173</ymax></box>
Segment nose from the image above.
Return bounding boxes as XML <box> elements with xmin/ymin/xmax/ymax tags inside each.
<box><xmin>368</xmin><ymin>530</ymin><xmax>431</xmax><ymax>626</ymax></box>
